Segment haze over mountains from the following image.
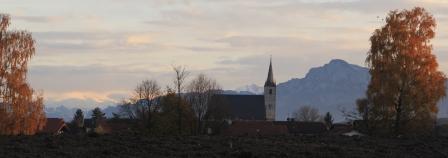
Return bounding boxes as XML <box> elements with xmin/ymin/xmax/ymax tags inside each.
<box><xmin>46</xmin><ymin>59</ymin><xmax>448</xmax><ymax>122</ymax></box>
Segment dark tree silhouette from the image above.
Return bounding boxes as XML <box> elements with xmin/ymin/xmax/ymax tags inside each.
<box><xmin>151</xmin><ymin>88</ymin><xmax>195</xmax><ymax>135</ymax></box>
<box><xmin>134</xmin><ymin>79</ymin><xmax>161</xmax><ymax>128</ymax></box>
<box><xmin>172</xmin><ymin>65</ymin><xmax>189</xmax><ymax>134</ymax></box>
<box><xmin>91</xmin><ymin>107</ymin><xmax>106</xmax><ymax>128</ymax></box>
<box><xmin>186</xmin><ymin>73</ymin><xmax>221</xmax><ymax>134</ymax></box>
<box><xmin>294</xmin><ymin>106</ymin><xmax>321</xmax><ymax>122</ymax></box>
<box><xmin>324</xmin><ymin>112</ymin><xmax>333</xmax><ymax>129</ymax></box>
<box><xmin>72</xmin><ymin>109</ymin><xmax>84</xmax><ymax>128</ymax></box>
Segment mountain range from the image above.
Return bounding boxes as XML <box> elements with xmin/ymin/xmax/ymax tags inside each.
<box><xmin>45</xmin><ymin>105</ymin><xmax>119</xmax><ymax>121</ymax></box>
<box><xmin>46</xmin><ymin>59</ymin><xmax>448</xmax><ymax>122</ymax></box>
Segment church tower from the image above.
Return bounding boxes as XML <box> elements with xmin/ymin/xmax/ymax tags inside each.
<box><xmin>264</xmin><ymin>57</ymin><xmax>276</xmax><ymax>121</ymax></box>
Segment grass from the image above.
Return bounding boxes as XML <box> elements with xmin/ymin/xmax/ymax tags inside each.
<box><xmin>0</xmin><ymin>132</ymin><xmax>447</xmax><ymax>158</ymax></box>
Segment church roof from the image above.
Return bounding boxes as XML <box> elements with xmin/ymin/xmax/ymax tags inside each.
<box><xmin>212</xmin><ymin>94</ymin><xmax>265</xmax><ymax>120</ymax></box>
<box><xmin>264</xmin><ymin>58</ymin><xmax>276</xmax><ymax>87</ymax></box>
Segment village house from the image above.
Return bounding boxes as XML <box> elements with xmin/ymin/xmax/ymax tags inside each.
<box><xmin>41</xmin><ymin>118</ymin><xmax>69</xmax><ymax>135</ymax></box>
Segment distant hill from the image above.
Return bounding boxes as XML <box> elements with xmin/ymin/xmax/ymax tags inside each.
<box><xmin>276</xmin><ymin>59</ymin><xmax>370</xmax><ymax>121</ymax></box>
<box><xmin>222</xmin><ymin>90</ymin><xmax>258</xmax><ymax>95</ymax></box>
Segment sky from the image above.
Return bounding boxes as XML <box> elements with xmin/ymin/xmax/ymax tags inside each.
<box><xmin>2</xmin><ymin>0</ymin><xmax>448</xmax><ymax>108</ymax></box>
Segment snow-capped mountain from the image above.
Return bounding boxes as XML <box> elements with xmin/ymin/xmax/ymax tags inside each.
<box><xmin>235</xmin><ymin>84</ymin><xmax>264</xmax><ymax>95</ymax></box>
<box><xmin>45</xmin><ymin>106</ymin><xmax>80</xmax><ymax>121</ymax></box>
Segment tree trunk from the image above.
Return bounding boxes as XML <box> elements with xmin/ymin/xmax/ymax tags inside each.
<box><xmin>146</xmin><ymin>98</ymin><xmax>152</xmax><ymax>129</ymax></box>
<box><xmin>197</xmin><ymin>118</ymin><xmax>201</xmax><ymax>135</ymax></box>
<box><xmin>177</xmin><ymin>92</ymin><xmax>182</xmax><ymax>135</ymax></box>
<box><xmin>394</xmin><ymin>89</ymin><xmax>404</xmax><ymax>136</ymax></box>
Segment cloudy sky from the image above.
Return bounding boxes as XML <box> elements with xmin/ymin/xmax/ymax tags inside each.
<box><xmin>2</xmin><ymin>0</ymin><xmax>448</xmax><ymax>108</ymax></box>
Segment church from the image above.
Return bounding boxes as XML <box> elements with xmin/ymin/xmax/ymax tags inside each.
<box><xmin>213</xmin><ymin>58</ymin><xmax>276</xmax><ymax>121</ymax></box>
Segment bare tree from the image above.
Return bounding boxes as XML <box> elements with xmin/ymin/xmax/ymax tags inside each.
<box><xmin>134</xmin><ymin>79</ymin><xmax>161</xmax><ymax>127</ymax></box>
<box><xmin>172</xmin><ymin>65</ymin><xmax>189</xmax><ymax>134</ymax></box>
<box><xmin>187</xmin><ymin>73</ymin><xmax>221</xmax><ymax>134</ymax></box>
<box><xmin>135</xmin><ymin>80</ymin><xmax>161</xmax><ymax>111</ymax></box>
<box><xmin>173</xmin><ymin>65</ymin><xmax>189</xmax><ymax>97</ymax></box>
<box><xmin>293</xmin><ymin>106</ymin><xmax>321</xmax><ymax>122</ymax></box>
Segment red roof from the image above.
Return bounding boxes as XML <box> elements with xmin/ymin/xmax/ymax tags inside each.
<box><xmin>41</xmin><ymin>118</ymin><xmax>68</xmax><ymax>134</ymax></box>
<box><xmin>224</xmin><ymin>121</ymin><xmax>289</xmax><ymax>136</ymax></box>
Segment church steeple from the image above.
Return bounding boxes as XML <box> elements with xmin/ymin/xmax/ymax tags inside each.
<box><xmin>264</xmin><ymin>57</ymin><xmax>276</xmax><ymax>87</ymax></box>
<box><xmin>264</xmin><ymin>57</ymin><xmax>276</xmax><ymax>121</ymax></box>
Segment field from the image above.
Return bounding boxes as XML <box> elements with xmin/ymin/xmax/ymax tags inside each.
<box><xmin>0</xmin><ymin>133</ymin><xmax>447</xmax><ymax>158</ymax></box>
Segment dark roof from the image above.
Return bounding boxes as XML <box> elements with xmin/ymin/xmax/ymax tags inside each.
<box><xmin>41</xmin><ymin>118</ymin><xmax>68</xmax><ymax>134</ymax></box>
<box><xmin>264</xmin><ymin>58</ymin><xmax>276</xmax><ymax>87</ymax></box>
<box><xmin>224</xmin><ymin>121</ymin><xmax>288</xmax><ymax>136</ymax></box>
<box><xmin>274</xmin><ymin>121</ymin><xmax>327</xmax><ymax>134</ymax></box>
<box><xmin>212</xmin><ymin>94</ymin><xmax>265</xmax><ymax>120</ymax></box>
<box><xmin>330</xmin><ymin>123</ymin><xmax>353</xmax><ymax>134</ymax></box>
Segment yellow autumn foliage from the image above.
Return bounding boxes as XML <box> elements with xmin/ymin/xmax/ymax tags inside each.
<box><xmin>0</xmin><ymin>15</ymin><xmax>46</xmax><ymax>135</ymax></box>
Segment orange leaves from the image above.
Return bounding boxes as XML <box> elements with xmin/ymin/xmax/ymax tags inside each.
<box><xmin>0</xmin><ymin>14</ymin><xmax>45</xmax><ymax>135</ymax></box>
<box><xmin>363</xmin><ymin>7</ymin><xmax>445</xmax><ymax>135</ymax></box>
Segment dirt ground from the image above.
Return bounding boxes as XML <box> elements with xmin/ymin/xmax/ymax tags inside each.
<box><xmin>0</xmin><ymin>133</ymin><xmax>447</xmax><ymax>158</ymax></box>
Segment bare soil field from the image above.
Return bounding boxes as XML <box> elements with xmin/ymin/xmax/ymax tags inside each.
<box><xmin>0</xmin><ymin>133</ymin><xmax>447</xmax><ymax>158</ymax></box>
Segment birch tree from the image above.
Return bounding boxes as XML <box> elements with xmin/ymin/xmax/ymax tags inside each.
<box><xmin>361</xmin><ymin>7</ymin><xmax>446</xmax><ymax>135</ymax></box>
<box><xmin>0</xmin><ymin>14</ymin><xmax>46</xmax><ymax>135</ymax></box>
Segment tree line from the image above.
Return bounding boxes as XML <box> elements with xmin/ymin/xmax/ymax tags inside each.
<box><xmin>97</xmin><ymin>67</ymin><xmax>223</xmax><ymax>135</ymax></box>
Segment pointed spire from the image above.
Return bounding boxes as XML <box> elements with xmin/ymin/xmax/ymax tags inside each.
<box><xmin>264</xmin><ymin>56</ymin><xmax>276</xmax><ymax>87</ymax></box>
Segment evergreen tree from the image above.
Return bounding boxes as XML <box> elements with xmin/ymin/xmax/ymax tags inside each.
<box><xmin>91</xmin><ymin>107</ymin><xmax>106</xmax><ymax>128</ymax></box>
<box><xmin>324</xmin><ymin>112</ymin><xmax>333</xmax><ymax>130</ymax></box>
<box><xmin>72</xmin><ymin>109</ymin><xmax>84</xmax><ymax>128</ymax></box>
